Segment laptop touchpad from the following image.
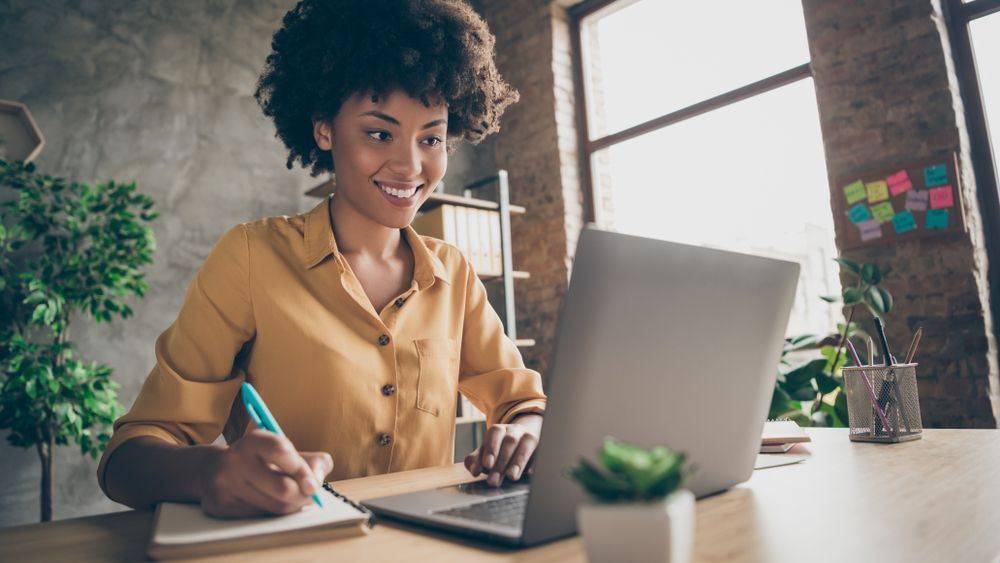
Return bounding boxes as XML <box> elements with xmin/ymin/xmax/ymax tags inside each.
<box><xmin>451</xmin><ymin>479</ymin><xmax>530</xmax><ymax>497</ymax></box>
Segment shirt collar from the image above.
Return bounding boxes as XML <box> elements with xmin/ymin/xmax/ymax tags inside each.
<box><xmin>303</xmin><ymin>196</ymin><xmax>450</xmax><ymax>288</ymax></box>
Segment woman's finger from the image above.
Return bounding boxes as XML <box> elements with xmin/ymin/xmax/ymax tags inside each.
<box><xmin>464</xmin><ymin>447</ymin><xmax>482</xmax><ymax>476</ymax></box>
<box><xmin>478</xmin><ymin>425</ymin><xmax>507</xmax><ymax>472</ymax></box>
<box><xmin>488</xmin><ymin>430</ymin><xmax>522</xmax><ymax>487</ymax></box>
<box><xmin>251</xmin><ymin>433</ymin><xmax>320</xmax><ymax>498</ymax></box>
<box><xmin>240</xmin><ymin>473</ymin><xmax>310</xmax><ymax>515</ymax></box>
<box><xmin>301</xmin><ymin>451</ymin><xmax>334</xmax><ymax>483</ymax></box>
<box><xmin>504</xmin><ymin>433</ymin><xmax>538</xmax><ymax>481</ymax></box>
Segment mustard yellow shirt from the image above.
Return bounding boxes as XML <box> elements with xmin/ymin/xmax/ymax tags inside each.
<box><xmin>97</xmin><ymin>197</ymin><xmax>546</xmax><ymax>494</ymax></box>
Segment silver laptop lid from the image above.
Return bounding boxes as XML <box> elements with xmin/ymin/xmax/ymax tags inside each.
<box><xmin>521</xmin><ymin>226</ymin><xmax>799</xmax><ymax>545</ymax></box>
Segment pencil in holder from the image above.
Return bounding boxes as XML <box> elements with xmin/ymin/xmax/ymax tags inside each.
<box><xmin>842</xmin><ymin>363</ymin><xmax>922</xmax><ymax>443</ymax></box>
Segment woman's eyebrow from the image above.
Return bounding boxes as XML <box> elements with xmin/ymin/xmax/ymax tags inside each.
<box><xmin>358</xmin><ymin>111</ymin><xmax>447</xmax><ymax>129</ymax></box>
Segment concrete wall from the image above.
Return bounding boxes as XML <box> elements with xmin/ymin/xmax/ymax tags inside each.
<box><xmin>0</xmin><ymin>0</ymin><xmax>496</xmax><ymax>526</ymax></box>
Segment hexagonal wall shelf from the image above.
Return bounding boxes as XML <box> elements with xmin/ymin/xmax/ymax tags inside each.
<box><xmin>0</xmin><ymin>100</ymin><xmax>45</xmax><ymax>163</ymax></box>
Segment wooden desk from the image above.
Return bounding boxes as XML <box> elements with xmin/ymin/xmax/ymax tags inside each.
<box><xmin>2</xmin><ymin>429</ymin><xmax>999</xmax><ymax>562</ymax></box>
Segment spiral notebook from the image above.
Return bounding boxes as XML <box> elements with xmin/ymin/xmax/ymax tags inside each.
<box><xmin>147</xmin><ymin>484</ymin><xmax>375</xmax><ymax>560</ymax></box>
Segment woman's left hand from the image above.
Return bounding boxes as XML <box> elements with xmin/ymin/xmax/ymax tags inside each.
<box><xmin>464</xmin><ymin>414</ymin><xmax>543</xmax><ymax>487</ymax></box>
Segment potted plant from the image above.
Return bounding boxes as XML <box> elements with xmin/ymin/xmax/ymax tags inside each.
<box><xmin>770</xmin><ymin>258</ymin><xmax>893</xmax><ymax>427</ymax></box>
<box><xmin>567</xmin><ymin>438</ymin><xmax>697</xmax><ymax>563</ymax></box>
<box><xmin>0</xmin><ymin>159</ymin><xmax>158</xmax><ymax>521</ymax></box>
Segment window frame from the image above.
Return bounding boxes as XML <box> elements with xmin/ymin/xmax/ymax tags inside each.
<box><xmin>567</xmin><ymin>0</ymin><xmax>813</xmax><ymax>224</ymax></box>
<box><xmin>945</xmin><ymin>0</ymin><xmax>1000</xmax><ymax>367</ymax></box>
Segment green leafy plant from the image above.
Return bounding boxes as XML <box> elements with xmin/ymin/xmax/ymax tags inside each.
<box><xmin>0</xmin><ymin>159</ymin><xmax>158</xmax><ymax>521</ymax></box>
<box><xmin>567</xmin><ymin>438</ymin><xmax>695</xmax><ymax>503</ymax></box>
<box><xmin>769</xmin><ymin>258</ymin><xmax>892</xmax><ymax>427</ymax></box>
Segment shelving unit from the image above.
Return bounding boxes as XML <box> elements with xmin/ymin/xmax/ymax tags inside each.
<box><xmin>306</xmin><ymin>170</ymin><xmax>531</xmax><ymax>434</ymax></box>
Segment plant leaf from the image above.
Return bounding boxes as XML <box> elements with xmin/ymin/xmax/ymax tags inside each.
<box><xmin>877</xmin><ymin>287</ymin><xmax>893</xmax><ymax>314</ymax></box>
<box><xmin>834</xmin><ymin>257</ymin><xmax>861</xmax><ymax>275</ymax></box>
<box><xmin>843</xmin><ymin>287</ymin><xmax>864</xmax><ymax>306</ymax></box>
<box><xmin>866</xmin><ymin>286</ymin><xmax>886</xmax><ymax>316</ymax></box>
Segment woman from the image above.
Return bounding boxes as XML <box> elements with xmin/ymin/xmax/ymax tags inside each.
<box><xmin>99</xmin><ymin>0</ymin><xmax>546</xmax><ymax>518</ymax></box>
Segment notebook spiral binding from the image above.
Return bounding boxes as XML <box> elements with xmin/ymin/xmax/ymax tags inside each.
<box><xmin>323</xmin><ymin>483</ymin><xmax>377</xmax><ymax>529</ymax></box>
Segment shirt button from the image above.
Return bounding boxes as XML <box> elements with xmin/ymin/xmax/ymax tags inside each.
<box><xmin>394</xmin><ymin>297</ymin><xmax>405</xmax><ymax>308</ymax></box>
<box><xmin>381</xmin><ymin>384</ymin><xmax>396</xmax><ymax>396</ymax></box>
<box><xmin>378</xmin><ymin>334</ymin><xmax>390</xmax><ymax>346</ymax></box>
<box><xmin>378</xmin><ymin>433</ymin><xmax>392</xmax><ymax>446</ymax></box>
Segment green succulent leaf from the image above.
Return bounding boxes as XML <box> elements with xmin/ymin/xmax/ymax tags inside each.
<box><xmin>568</xmin><ymin>439</ymin><xmax>694</xmax><ymax>502</ymax></box>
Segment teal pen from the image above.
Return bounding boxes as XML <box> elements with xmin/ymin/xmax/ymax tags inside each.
<box><xmin>241</xmin><ymin>382</ymin><xmax>324</xmax><ymax>508</ymax></box>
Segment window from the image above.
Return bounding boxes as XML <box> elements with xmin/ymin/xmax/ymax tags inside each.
<box><xmin>947</xmin><ymin>0</ymin><xmax>1000</xmax><ymax>370</ymax></box>
<box><xmin>571</xmin><ymin>0</ymin><xmax>838</xmax><ymax>336</ymax></box>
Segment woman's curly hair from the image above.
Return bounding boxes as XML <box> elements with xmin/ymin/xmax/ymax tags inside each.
<box><xmin>255</xmin><ymin>0</ymin><xmax>519</xmax><ymax>176</ymax></box>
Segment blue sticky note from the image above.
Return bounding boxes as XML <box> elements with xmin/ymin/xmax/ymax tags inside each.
<box><xmin>892</xmin><ymin>210</ymin><xmax>917</xmax><ymax>234</ymax></box>
<box><xmin>924</xmin><ymin>164</ymin><xmax>948</xmax><ymax>187</ymax></box>
<box><xmin>847</xmin><ymin>203</ymin><xmax>873</xmax><ymax>223</ymax></box>
<box><xmin>926</xmin><ymin>208</ymin><xmax>949</xmax><ymax>230</ymax></box>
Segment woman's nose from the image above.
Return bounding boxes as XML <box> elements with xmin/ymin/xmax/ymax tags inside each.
<box><xmin>387</xmin><ymin>142</ymin><xmax>421</xmax><ymax>177</ymax></box>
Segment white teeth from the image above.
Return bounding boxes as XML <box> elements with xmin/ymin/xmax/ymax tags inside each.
<box><xmin>377</xmin><ymin>182</ymin><xmax>418</xmax><ymax>198</ymax></box>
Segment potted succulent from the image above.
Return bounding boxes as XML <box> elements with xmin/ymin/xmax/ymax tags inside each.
<box><xmin>568</xmin><ymin>438</ymin><xmax>697</xmax><ymax>563</ymax></box>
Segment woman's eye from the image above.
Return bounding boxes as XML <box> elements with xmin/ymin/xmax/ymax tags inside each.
<box><xmin>423</xmin><ymin>136</ymin><xmax>443</xmax><ymax>147</ymax></box>
<box><xmin>367</xmin><ymin>131</ymin><xmax>391</xmax><ymax>142</ymax></box>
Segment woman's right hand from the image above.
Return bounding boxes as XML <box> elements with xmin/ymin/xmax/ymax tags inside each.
<box><xmin>198</xmin><ymin>429</ymin><xmax>334</xmax><ymax>518</ymax></box>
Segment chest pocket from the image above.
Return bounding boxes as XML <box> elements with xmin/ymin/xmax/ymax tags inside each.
<box><xmin>415</xmin><ymin>338</ymin><xmax>459</xmax><ymax>416</ymax></box>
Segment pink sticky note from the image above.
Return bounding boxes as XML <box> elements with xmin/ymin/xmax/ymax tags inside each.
<box><xmin>930</xmin><ymin>186</ymin><xmax>954</xmax><ymax>209</ymax></box>
<box><xmin>887</xmin><ymin>170</ymin><xmax>913</xmax><ymax>196</ymax></box>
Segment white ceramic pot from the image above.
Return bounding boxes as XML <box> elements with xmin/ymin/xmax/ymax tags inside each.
<box><xmin>576</xmin><ymin>489</ymin><xmax>695</xmax><ymax>563</ymax></box>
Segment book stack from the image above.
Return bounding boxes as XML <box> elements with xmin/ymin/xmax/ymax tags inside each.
<box><xmin>411</xmin><ymin>205</ymin><xmax>503</xmax><ymax>276</ymax></box>
<box><xmin>760</xmin><ymin>420</ymin><xmax>811</xmax><ymax>453</ymax></box>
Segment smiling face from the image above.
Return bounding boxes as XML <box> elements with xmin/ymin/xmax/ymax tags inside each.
<box><xmin>314</xmin><ymin>90</ymin><xmax>448</xmax><ymax>230</ymax></box>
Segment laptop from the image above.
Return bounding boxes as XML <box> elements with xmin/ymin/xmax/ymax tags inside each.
<box><xmin>363</xmin><ymin>226</ymin><xmax>800</xmax><ymax>546</ymax></box>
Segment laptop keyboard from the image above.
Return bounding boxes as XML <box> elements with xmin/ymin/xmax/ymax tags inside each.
<box><xmin>433</xmin><ymin>493</ymin><xmax>528</xmax><ymax>529</ymax></box>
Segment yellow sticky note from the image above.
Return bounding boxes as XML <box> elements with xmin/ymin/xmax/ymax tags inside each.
<box><xmin>843</xmin><ymin>180</ymin><xmax>866</xmax><ymax>204</ymax></box>
<box><xmin>866</xmin><ymin>180</ymin><xmax>889</xmax><ymax>203</ymax></box>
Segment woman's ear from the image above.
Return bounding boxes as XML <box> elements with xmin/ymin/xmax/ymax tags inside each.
<box><xmin>313</xmin><ymin>119</ymin><xmax>334</xmax><ymax>151</ymax></box>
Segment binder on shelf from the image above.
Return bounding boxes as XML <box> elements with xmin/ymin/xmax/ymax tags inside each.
<box><xmin>454</xmin><ymin>206</ymin><xmax>470</xmax><ymax>267</ymax></box>
<box><xmin>467</xmin><ymin>206</ymin><xmax>482</xmax><ymax>271</ymax></box>
<box><xmin>488</xmin><ymin>210</ymin><xmax>502</xmax><ymax>274</ymax></box>
<box><xmin>410</xmin><ymin>204</ymin><xmax>505</xmax><ymax>277</ymax></box>
<box><xmin>477</xmin><ymin>209</ymin><xmax>493</xmax><ymax>275</ymax></box>
<box><xmin>410</xmin><ymin>205</ymin><xmax>456</xmax><ymax>243</ymax></box>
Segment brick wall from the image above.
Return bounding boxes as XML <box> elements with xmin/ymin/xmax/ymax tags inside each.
<box><xmin>479</xmin><ymin>0</ymin><xmax>998</xmax><ymax>427</ymax></box>
<box><xmin>476</xmin><ymin>0</ymin><xmax>586</xmax><ymax>380</ymax></box>
<box><xmin>803</xmin><ymin>0</ymin><xmax>998</xmax><ymax>428</ymax></box>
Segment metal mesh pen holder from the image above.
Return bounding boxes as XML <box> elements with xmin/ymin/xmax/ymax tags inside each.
<box><xmin>842</xmin><ymin>364</ymin><xmax>922</xmax><ymax>443</ymax></box>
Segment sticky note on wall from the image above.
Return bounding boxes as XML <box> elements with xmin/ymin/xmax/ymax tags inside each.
<box><xmin>857</xmin><ymin>219</ymin><xmax>882</xmax><ymax>241</ymax></box>
<box><xmin>848</xmin><ymin>203</ymin><xmax>873</xmax><ymax>223</ymax></box>
<box><xmin>843</xmin><ymin>180</ymin><xmax>867</xmax><ymax>204</ymax></box>
<box><xmin>892</xmin><ymin>210</ymin><xmax>917</xmax><ymax>234</ymax></box>
<box><xmin>924</xmin><ymin>164</ymin><xmax>948</xmax><ymax>187</ymax></box>
<box><xmin>929</xmin><ymin>186</ymin><xmax>955</xmax><ymax>209</ymax></box>
<box><xmin>905</xmin><ymin>189</ymin><xmax>929</xmax><ymax>211</ymax></box>
<box><xmin>887</xmin><ymin>170</ymin><xmax>913</xmax><ymax>196</ymax></box>
<box><xmin>871</xmin><ymin>201</ymin><xmax>895</xmax><ymax>224</ymax></box>
<box><xmin>866</xmin><ymin>181</ymin><xmax>889</xmax><ymax>203</ymax></box>
<box><xmin>926</xmin><ymin>209</ymin><xmax>949</xmax><ymax>229</ymax></box>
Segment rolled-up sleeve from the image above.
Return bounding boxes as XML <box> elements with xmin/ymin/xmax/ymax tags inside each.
<box><xmin>457</xmin><ymin>262</ymin><xmax>546</xmax><ymax>427</ymax></box>
<box><xmin>97</xmin><ymin>225</ymin><xmax>256</xmax><ymax>495</ymax></box>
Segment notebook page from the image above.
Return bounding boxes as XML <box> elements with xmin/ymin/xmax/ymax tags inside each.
<box><xmin>154</xmin><ymin>489</ymin><xmax>366</xmax><ymax>545</ymax></box>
